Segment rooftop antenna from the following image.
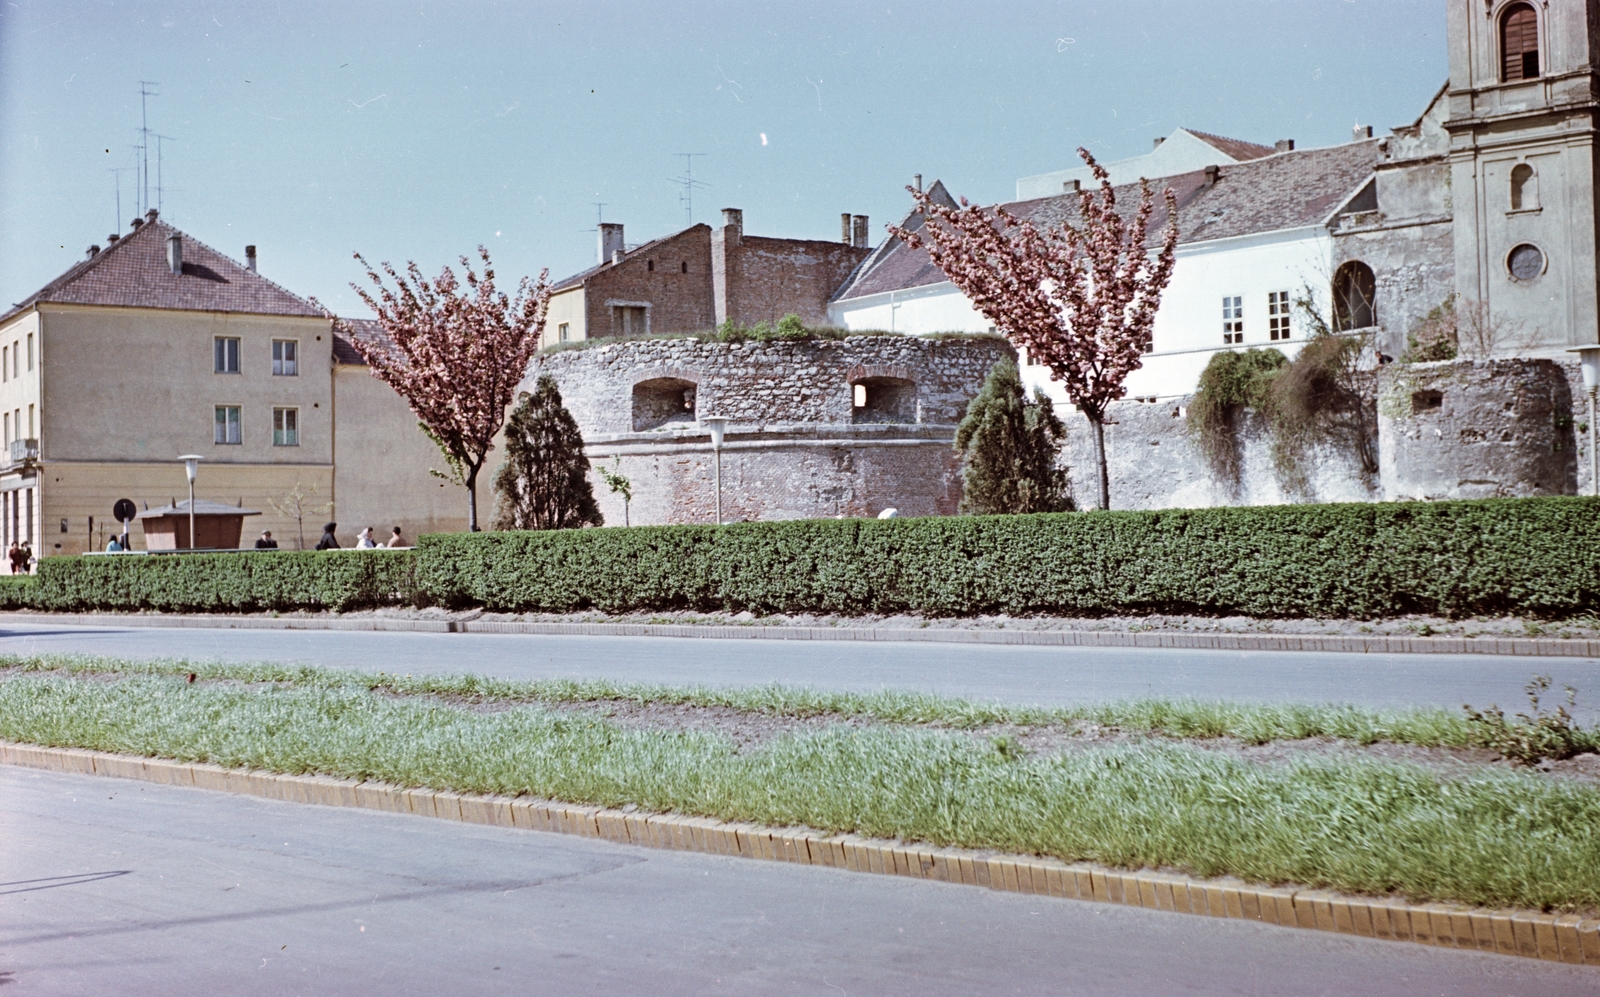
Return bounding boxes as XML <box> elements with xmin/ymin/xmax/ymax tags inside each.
<box><xmin>668</xmin><ymin>153</ymin><xmax>708</xmax><ymax>226</ymax></box>
<box><xmin>151</xmin><ymin>133</ymin><xmax>177</xmax><ymax>214</ymax></box>
<box><xmin>107</xmin><ymin>166</ymin><xmax>134</xmax><ymax>235</ymax></box>
<box><xmin>584</xmin><ymin>202</ymin><xmax>606</xmax><ymax>234</ymax></box>
<box><xmin>137</xmin><ymin>81</ymin><xmax>160</xmax><ymax>216</ymax></box>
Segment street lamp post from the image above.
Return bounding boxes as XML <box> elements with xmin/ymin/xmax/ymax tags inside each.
<box><xmin>1568</xmin><ymin>348</ymin><xmax>1600</xmax><ymax>497</ymax></box>
<box><xmin>179</xmin><ymin>455</ymin><xmax>203</xmax><ymax>549</ymax></box>
<box><xmin>700</xmin><ymin>417</ymin><xmax>728</xmax><ymax>525</ymax></box>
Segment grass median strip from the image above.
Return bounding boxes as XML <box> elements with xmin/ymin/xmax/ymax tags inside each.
<box><xmin>2</xmin><ymin>655</ymin><xmax>1598</xmax><ymax>914</ymax></box>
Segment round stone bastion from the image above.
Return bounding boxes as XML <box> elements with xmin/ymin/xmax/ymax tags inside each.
<box><xmin>525</xmin><ymin>334</ymin><xmax>1014</xmax><ymax>525</ymax></box>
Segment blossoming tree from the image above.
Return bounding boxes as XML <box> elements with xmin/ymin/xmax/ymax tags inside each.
<box><xmin>889</xmin><ymin>150</ymin><xmax>1179</xmax><ymax>509</ymax></box>
<box><xmin>335</xmin><ymin>246</ymin><xmax>550</xmax><ymax>531</ymax></box>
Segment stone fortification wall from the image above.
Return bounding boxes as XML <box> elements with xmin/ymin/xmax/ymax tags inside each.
<box><xmin>525</xmin><ymin>335</ymin><xmax>1011</xmax><ymax>525</ymax></box>
<box><xmin>1378</xmin><ymin>358</ymin><xmax>1576</xmax><ymax>501</ymax></box>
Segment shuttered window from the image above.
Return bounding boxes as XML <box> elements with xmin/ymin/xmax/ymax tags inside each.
<box><xmin>1502</xmin><ymin>4</ymin><xmax>1539</xmax><ymax>81</ymax></box>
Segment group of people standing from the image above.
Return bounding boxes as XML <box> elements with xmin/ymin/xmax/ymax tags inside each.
<box><xmin>260</xmin><ymin>523</ymin><xmax>408</xmax><ymax>550</ymax></box>
<box><xmin>7</xmin><ymin>541</ymin><xmax>32</xmax><ymax>575</ymax></box>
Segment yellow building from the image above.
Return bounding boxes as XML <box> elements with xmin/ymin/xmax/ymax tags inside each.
<box><xmin>0</xmin><ymin>211</ymin><xmax>488</xmax><ymax>559</ymax></box>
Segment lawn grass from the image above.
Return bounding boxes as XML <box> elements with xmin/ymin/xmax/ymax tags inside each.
<box><xmin>0</xmin><ymin>653</ymin><xmax>1512</xmax><ymax>748</ymax></box>
<box><xmin>3</xmin><ymin>657</ymin><xmax>1599</xmax><ymax>912</ymax></box>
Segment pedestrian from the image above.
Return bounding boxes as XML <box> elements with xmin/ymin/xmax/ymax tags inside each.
<box><xmin>254</xmin><ymin>530</ymin><xmax>279</xmax><ymax>550</ymax></box>
<box><xmin>315</xmin><ymin>522</ymin><xmax>340</xmax><ymax>551</ymax></box>
<box><xmin>6</xmin><ymin>541</ymin><xmax>20</xmax><ymax>574</ymax></box>
<box><xmin>105</xmin><ymin>536</ymin><xmax>123</xmax><ymax>552</ymax></box>
<box><xmin>386</xmin><ymin>526</ymin><xmax>406</xmax><ymax>548</ymax></box>
<box><xmin>355</xmin><ymin>526</ymin><xmax>378</xmax><ymax>549</ymax></box>
<box><xmin>19</xmin><ymin>542</ymin><xmax>32</xmax><ymax>575</ymax></box>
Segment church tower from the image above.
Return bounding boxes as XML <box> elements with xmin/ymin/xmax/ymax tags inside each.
<box><xmin>1446</xmin><ymin>0</ymin><xmax>1600</xmax><ymax>350</ymax></box>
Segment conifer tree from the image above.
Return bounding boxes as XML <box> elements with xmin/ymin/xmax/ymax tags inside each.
<box><xmin>491</xmin><ymin>376</ymin><xmax>603</xmax><ymax>530</ymax></box>
<box><xmin>954</xmin><ymin>359</ymin><xmax>1074</xmax><ymax>514</ymax></box>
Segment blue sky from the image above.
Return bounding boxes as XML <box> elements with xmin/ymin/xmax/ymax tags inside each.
<box><xmin>1</xmin><ymin>1</ymin><xmax>1446</xmax><ymax>317</ymax></box>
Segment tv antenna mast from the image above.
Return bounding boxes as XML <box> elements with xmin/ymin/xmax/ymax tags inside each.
<box><xmin>668</xmin><ymin>154</ymin><xmax>708</xmax><ymax>225</ymax></box>
<box><xmin>151</xmin><ymin>133</ymin><xmax>177</xmax><ymax>214</ymax></box>
<box><xmin>136</xmin><ymin>80</ymin><xmax>160</xmax><ymax>215</ymax></box>
<box><xmin>107</xmin><ymin>167</ymin><xmax>135</xmax><ymax>235</ymax></box>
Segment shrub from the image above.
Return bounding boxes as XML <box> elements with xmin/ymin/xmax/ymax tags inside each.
<box><xmin>490</xmin><ymin>377</ymin><xmax>603</xmax><ymax>531</ymax></box>
<box><xmin>415</xmin><ymin>496</ymin><xmax>1600</xmax><ymax>620</ymax></box>
<box><xmin>1187</xmin><ymin>348</ymin><xmax>1286</xmax><ymax>484</ymax></box>
<box><xmin>29</xmin><ymin>550</ymin><xmax>417</xmax><ymax>613</ymax></box>
<box><xmin>1463</xmin><ymin>675</ymin><xmax>1596</xmax><ymax>766</ymax></box>
<box><xmin>954</xmin><ymin>359</ymin><xmax>1073</xmax><ymax>514</ymax></box>
<box><xmin>0</xmin><ymin>575</ymin><xmax>39</xmax><ymax>609</ymax></box>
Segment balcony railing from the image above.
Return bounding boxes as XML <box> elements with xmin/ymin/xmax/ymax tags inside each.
<box><xmin>4</xmin><ymin>439</ymin><xmax>38</xmax><ymax>469</ymax></box>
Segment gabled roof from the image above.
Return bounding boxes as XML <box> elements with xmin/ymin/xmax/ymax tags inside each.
<box><xmin>332</xmin><ymin>318</ymin><xmax>382</xmax><ymax>365</ymax></box>
<box><xmin>137</xmin><ymin>498</ymin><xmax>262</xmax><ymax>519</ymax></box>
<box><xmin>834</xmin><ymin>140</ymin><xmax>1381</xmax><ymax>303</ymax></box>
<box><xmin>1186</xmin><ymin>129</ymin><xmax>1276</xmax><ymax>163</ymax></box>
<box><xmin>2</xmin><ymin>216</ymin><xmax>323</xmax><ymax>326</ymax></box>
<box><xmin>551</xmin><ymin>223</ymin><xmax>711</xmax><ymax>292</ymax></box>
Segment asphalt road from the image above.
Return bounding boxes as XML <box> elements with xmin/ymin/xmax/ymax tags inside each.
<box><xmin>4</xmin><ymin>766</ymin><xmax>1594</xmax><ymax>996</ymax></box>
<box><xmin>3</xmin><ymin>623</ymin><xmax>1599</xmax><ymax>716</ymax></box>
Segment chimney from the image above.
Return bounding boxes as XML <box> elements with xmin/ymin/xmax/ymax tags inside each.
<box><xmin>1203</xmin><ymin>165</ymin><xmax>1220</xmax><ymax>187</ymax></box>
<box><xmin>245</xmin><ymin>245</ymin><xmax>257</xmax><ymax>272</ymax></box>
<box><xmin>841</xmin><ymin>213</ymin><xmax>852</xmax><ymax>243</ymax></box>
<box><xmin>1274</xmin><ymin>139</ymin><xmax>1295</xmax><ymax>153</ymax></box>
<box><xmin>598</xmin><ymin>222</ymin><xmax>625</xmax><ymax>264</ymax></box>
<box><xmin>166</xmin><ymin>234</ymin><xmax>183</xmax><ymax>274</ymax></box>
<box><xmin>107</xmin><ymin>234</ymin><xmax>120</xmax><ymax>243</ymax></box>
<box><xmin>86</xmin><ymin>245</ymin><xmax>100</xmax><ymax>260</ymax></box>
<box><xmin>721</xmin><ymin>208</ymin><xmax>743</xmax><ymax>244</ymax></box>
<box><xmin>1353</xmin><ymin>124</ymin><xmax>1373</xmax><ymax>141</ymax></box>
<box><xmin>1153</xmin><ymin>136</ymin><xmax>1166</xmax><ymax>150</ymax></box>
<box><xmin>130</xmin><ymin>217</ymin><xmax>143</xmax><ymax>230</ymax></box>
<box><xmin>913</xmin><ymin>174</ymin><xmax>922</xmax><ymax>192</ymax></box>
<box><xmin>851</xmin><ymin>215</ymin><xmax>869</xmax><ymax>249</ymax></box>
<box><xmin>611</xmin><ymin>249</ymin><xmax>624</xmax><ymax>265</ymax></box>
<box><xmin>1063</xmin><ymin>179</ymin><xmax>1080</xmax><ymax>193</ymax></box>
<box><xmin>145</xmin><ymin>208</ymin><xmax>158</xmax><ymax>222</ymax></box>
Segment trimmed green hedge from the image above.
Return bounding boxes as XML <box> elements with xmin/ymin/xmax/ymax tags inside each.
<box><xmin>6</xmin><ymin>497</ymin><xmax>1599</xmax><ymax>619</ymax></box>
<box><xmin>0</xmin><ymin>575</ymin><xmax>38</xmax><ymax>610</ymax></box>
<box><xmin>26</xmin><ymin>550</ymin><xmax>416</xmax><ymax>613</ymax></box>
<box><xmin>416</xmin><ymin>497</ymin><xmax>1600</xmax><ymax>619</ymax></box>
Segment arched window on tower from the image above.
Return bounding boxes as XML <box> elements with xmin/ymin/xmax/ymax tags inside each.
<box><xmin>1501</xmin><ymin>3</ymin><xmax>1540</xmax><ymax>82</ymax></box>
<box><xmin>1510</xmin><ymin>163</ymin><xmax>1536</xmax><ymax>210</ymax></box>
<box><xmin>1332</xmin><ymin>261</ymin><xmax>1377</xmax><ymax>332</ymax></box>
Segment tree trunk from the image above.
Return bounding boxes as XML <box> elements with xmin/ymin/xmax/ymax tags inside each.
<box><xmin>1089</xmin><ymin>415</ymin><xmax>1111</xmax><ymax>511</ymax></box>
<box><xmin>466</xmin><ymin>463</ymin><xmax>481</xmax><ymax>532</ymax></box>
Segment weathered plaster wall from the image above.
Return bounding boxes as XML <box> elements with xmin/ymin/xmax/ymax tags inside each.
<box><xmin>1378</xmin><ymin>357</ymin><xmax>1576</xmax><ymax>501</ymax></box>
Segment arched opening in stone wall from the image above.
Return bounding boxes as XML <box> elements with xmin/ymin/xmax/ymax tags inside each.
<box><xmin>851</xmin><ymin>376</ymin><xmax>917</xmax><ymax>424</ymax></box>
<box><xmin>632</xmin><ymin>378</ymin><xmax>697</xmax><ymax>431</ymax></box>
<box><xmin>1332</xmin><ymin>261</ymin><xmax>1377</xmax><ymax>331</ymax></box>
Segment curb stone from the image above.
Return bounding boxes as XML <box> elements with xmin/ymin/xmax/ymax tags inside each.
<box><xmin>3</xmin><ymin>612</ymin><xmax>1599</xmax><ymax>657</ymax></box>
<box><xmin>4</xmin><ymin>741</ymin><xmax>1597</xmax><ymax>965</ymax></box>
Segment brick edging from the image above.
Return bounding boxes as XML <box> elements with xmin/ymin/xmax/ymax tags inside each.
<box><xmin>4</xmin><ymin>612</ymin><xmax>1599</xmax><ymax>657</ymax></box>
<box><xmin>4</xmin><ymin>741</ymin><xmax>1596</xmax><ymax>965</ymax></box>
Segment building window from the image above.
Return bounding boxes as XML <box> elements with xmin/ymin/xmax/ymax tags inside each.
<box><xmin>1502</xmin><ymin>3</ymin><xmax>1539</xmax><ymax>82</ymax></box>
<box><xmin>3</xmin><ymin>346</ymin><xmax>8</xmax><ymax>383</ymax></box>
<box><xmin>214</xmin><ymin>405</ymin><xmax>241</xmax><ymax>444</ymax></box>
<box><xmin>558</xmin><ymin>323</ymin><xmax>570</xmax><ymax>343</ymax></box>
<box><xmin>647</xmin><ymin>260</ymin><xmax>655</xmax><ymax>272</ymax></box>
<box><xmin>612</xmin><ymin>305</ymin><xmax>647</xmax><ymax>337</ymax></box>
<box><xmin>1268</xmin><ymin>291</ymin><xmax>1292</xmax><ymax>341</ymax></box>
<box><xmin>214</xmin><ymin>337</ymin><xmax>241</xmax><ymax>374</ymax></box>
<box><xmin>1221</xmin><ymin>296</ymin><xmax>1244</xmax><ymax>344</ymax></box>
<box><xmin>4</xmin><ymin>413</ymin><xmax>9</xmax><ymax>446</ymax></box>
<box><xmin>27</xmin><ymin>333</ymin><xmax>33</xmax><ymax>371</ymax></box>
<box><xmin>10</xmin><ymin>340</ymin><xmax>16</xmax><ymax>379</ymax></box>
<box><xmin>28</xmin><ymin>404</ymin><xmax>33</xmax><ymax>437</ymax></box>
<box><xmin>1510</xmin><ymin>163</ymin><xmax>1536</xmax><ymax>211</ymax></box>
<box><xmin>272</xmin><ymin>339</ymin><xmax>298</xmax><ymax>376</ymax></box>
<box><xmin>273</xmin><ymin>407</ymin><xmax>299</xmax><ymax>446</ymax></box>
<box><xmin>680</xmin><ymin>261</ymin><xmax>688</xmax><ymax>273</ymax></box>
<box><xmin>1332</xmin><ymin>261</ymin><xmax>1377</xmax><ymax>331</ymax></box>
<box><xmin>1507</xmin><ymin>243</ymin><xmax>1545</xmax><ymax>281</ymax></box>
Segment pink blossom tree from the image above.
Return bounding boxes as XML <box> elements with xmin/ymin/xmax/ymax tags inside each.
<box><xmin>889</xmin><ymin>150</ymin><xmax>1179</xmax><ymax>510</ymax></box>
<box><xmin>334</xmin><ymin>246</ymin><xmax>550</xmax><ymax>531</ymax></box>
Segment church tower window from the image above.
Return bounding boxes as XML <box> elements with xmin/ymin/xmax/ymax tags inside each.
<box><xmin>1501</xmin><ymin>3</ymin><xmax>1540</xmax><ymax>82</ymax></box>
<box><xmin>1332</xmin><ymin>262</ymin><xmax>1376</xmax><ymax>331</ymax></box>
<box><xmin>1510</xmin><ymin>163</ymin><xmax>1536</xmax><ymax>210</ymax></box>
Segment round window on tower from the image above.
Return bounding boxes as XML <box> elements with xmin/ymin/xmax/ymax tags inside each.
<box><xmin>1507</xmin><ymin>243</ymin><xmax>1546</xmax><ymax>281</ymax></box>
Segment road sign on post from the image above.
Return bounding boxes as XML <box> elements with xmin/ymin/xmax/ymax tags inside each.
<box><xmin>112</xmin><ymin>498</ymin><xmax>136</xmax><ymax>548</ymax></box>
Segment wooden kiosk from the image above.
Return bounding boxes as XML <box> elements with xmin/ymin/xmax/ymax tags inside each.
<box><xmin>136</xmin><ymin>499</ymin><xmax>262</xmax><ymax>551</ymax></box>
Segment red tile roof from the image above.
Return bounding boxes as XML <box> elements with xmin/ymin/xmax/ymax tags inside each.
<box><xmin>331</xmin><ymin>318</ymin><xmax>384</xmax><ymax>365</ymax></box>
<box><xmin>2</xmin><ymin>216</ymin><xmax>323</xmax><ymax>325</ymax></box>
<box><xmin>1186</xmin><ymin>129</ymin><xmax>1277</xmax><ymax>163</ymax></box>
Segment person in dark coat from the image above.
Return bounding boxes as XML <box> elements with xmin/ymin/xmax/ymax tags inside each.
<box><xmin>315</xmin><ymin>522</ymin><xmax>340</xmax><ymax>550</ymax></box>
<box><xmin>254</xmin><ymin>531</ymin><xmax>279</xmax><ymax>550</ymax></box>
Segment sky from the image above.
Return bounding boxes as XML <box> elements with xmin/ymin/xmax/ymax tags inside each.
<box><xmin>1</xmin><ymin>0</ymin><xmax>1447</xmax><ymax>317</ymax></box>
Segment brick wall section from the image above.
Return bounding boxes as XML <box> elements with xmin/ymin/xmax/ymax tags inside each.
<box><xmin>582</xmin><ymin>225</ymin><xmax>715</xmax><ymax>336</ymax></box>
<box><xmin>721</xmin><ymin>234</ymin><xmax>871</xmax><ymax>328</ymax></box>
<box><xmin>529</xmin><ymin>335</ymin><xmax>1013</xmax><ymax>436</ymax></box>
